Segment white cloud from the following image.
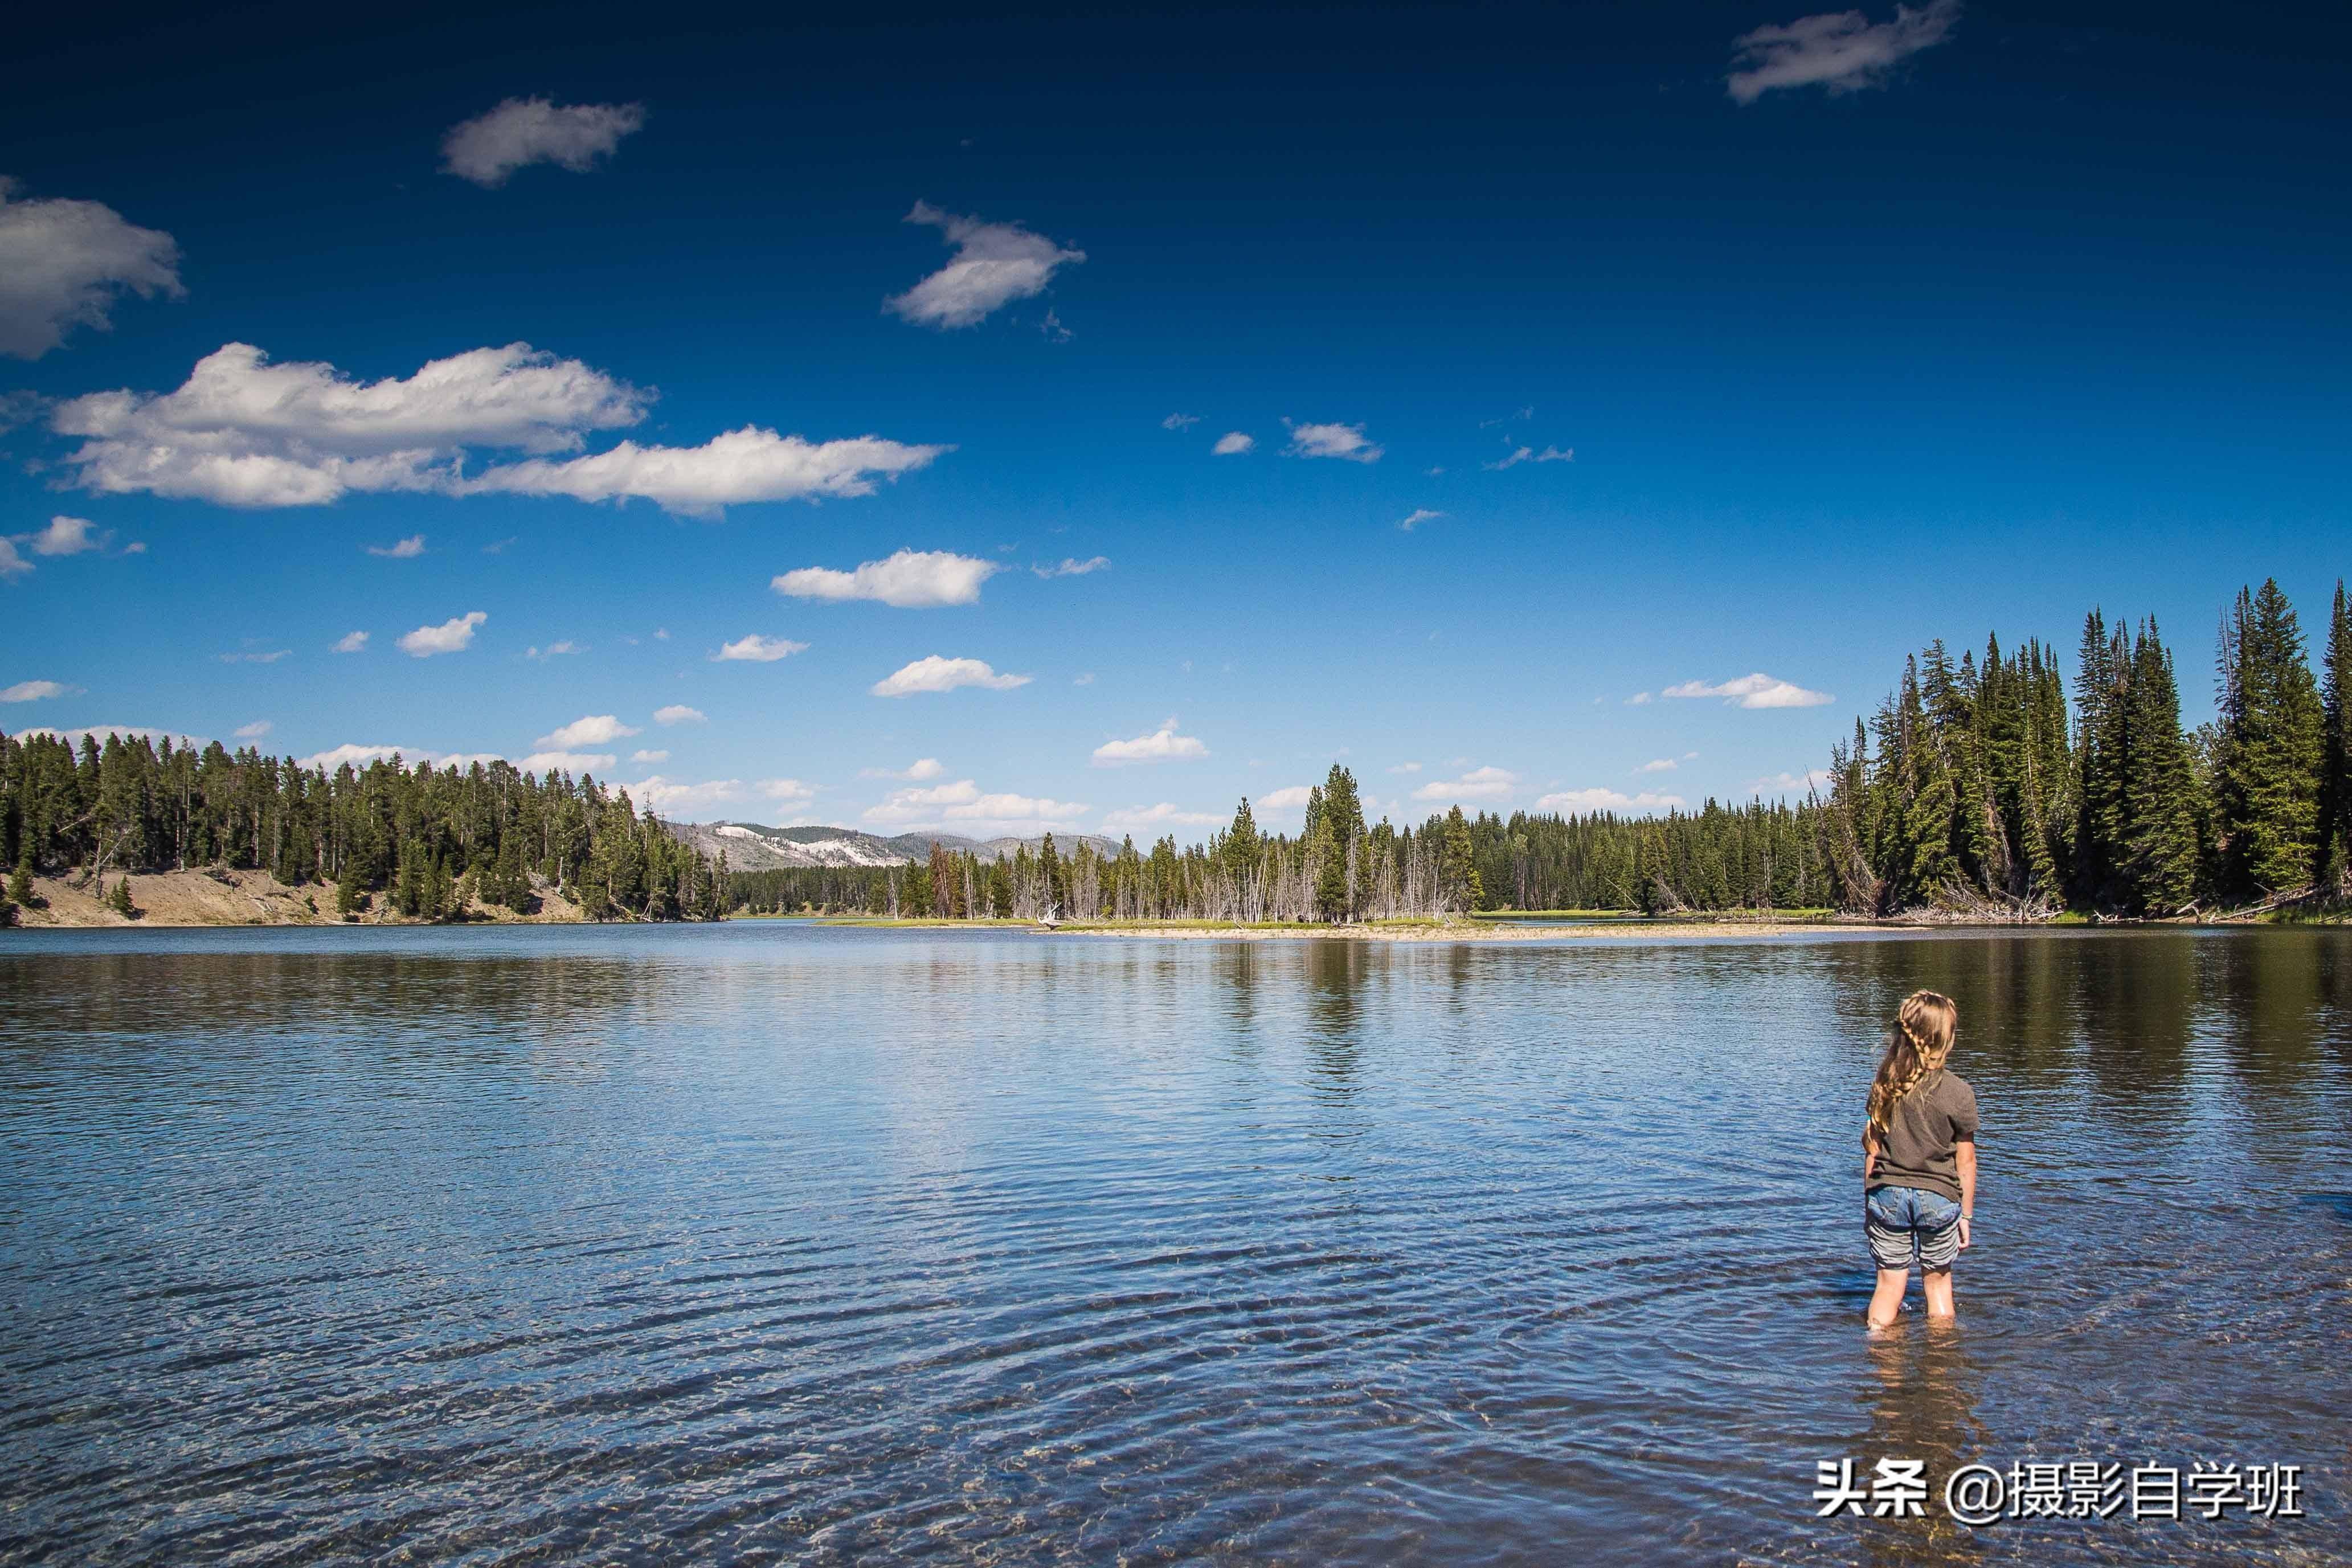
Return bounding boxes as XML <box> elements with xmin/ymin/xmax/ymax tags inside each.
<box><xmin>1212</xmin><ymin>431</ymin><xmax>1255</xmax><ymax>456</ymax></box>
<box><xmin>1637</xmin><ymin>757</ymin><xmax>1679</xmax><ymax>773</ymax></box>
<box><xmin>862</xmin><ymin>756</ymin><xmax>945</xmax><ymax>780</ymax></box>
<box><xmin>218</xmin><ymin>649</ymin><xmax>291</xmax><ymax>664</ymax></box>
<box><xmin>1101</xmin><ymin>802</ymin><xmax>1225</xmax><ymax>830</ymax></box>
<box><xmin>1726</xmin><ymin>0</ymin><xmax>1962</xmax><ymax>105</ymax></box>
<box><xmin>24</xmin><ymin>724</ymin><xmax>205</xmax><ymax>752</ymax></box>
<box><xmin>0</xmin><ymin>179</ymin><xmax>183</xmax><ymax>359</ymax></box>
<box><xmin>1663</xmin><ymin>672</ymin><xmax>1834</xmax><ymax>709</ymax></box>
<box><xmin>398</xmin><ymin>611</ymin><xmax>486</xmax><ymax>658</ymax></box>
<box><xmin>772</xmin><ymin>547</ymin><xmax>1001</xmax><ymax>607</ymax></box>
<box><xmin>231</xmin><ymin>720</ymin><xmax>272</xmax><ymax>739</ymax></box>
<box><xmin>26</xmin><ymin>515</ymin><xmax>106</xmax><ymax>556</ymax></box>
<box><xmin>1397</xmin><ymin>509</ymin><xmax>1445</xmax><ymax>531</ymax></box>
<box><xmin>0</xmin><ymin>539</ymin><xmax>29</xmax><ymax>579</ymax></box>
<box><xmin>713</xmin><ymin>633</ymin><xmax>808</xmax><ymax>663</ymax></box>
<box><xmin>534</xmin><ymin>714</ymin><xmax>641</xmax><ymax>750</ymax></box>
<box><xmin>1091</xmin><ymin>717</ymin><xmax>1208</xmax><ymax>766</ymax></box>
<box><xmin>461</xmin><ymin>427</ymin><xmax>949</xmax><ymax>516</ymax></box>
<box><xmin>366</xmin><ymin>534</ymin><xmax>424</xmax><ymax>558</ymax></box>
<box><xmin>1284</xmin><ymin>420</ymin><xmax>1382</xmax><ymax>463</ymax></box>
<box><xmin>1749</xmin><ymin>768</ymin><xmax>1834</xmax><ymax>796</ymax></box>
<box><xmin>1412</xmin><ymin>764</ymin><xmax>1520</xmax><ymax>803</ymax></box>
<box><xmin>1161</xmin><ymin>413</ymin><xmax>1200</xmax><ymax>430</ymax></box>
<box><xmin>525</xmin><ymin>640</ymin><xmax>583</xmax><ymax>660</ymax></box>
<box><xmin>55</xmin><ymin>341</ymin><xmax>645</xmax><ymax>506</ymax></box>
<box><xmin>862</xmin><ymin>776</ymin><xmax>1089</xmax><ymax>834</ymax></box>
<box><xmin>653</xmin><ymin>704</ymin><xmax>706</xmax><ymax>725</ymax></box>
<box><xmin>1484</xmin><ymin>444</ymin><xmax>1573</xmax><ymax>470</ymax></box>
<box><xmin>517</xmin><ymin>750</ymin><xmax>616</xmax><ymax>775</ymax></box>
<box><xmin>1032</xmin><ymin>555</ymin><xmax>1110</xmax><ymax>579</ymax></box>
<box><xmin>1</xmin><ymin>679</ymin><xmax>72</xmax><ymax>702</ymax></box>
<box><xmin>1073</xmin><ymin>672</ymin><xmax>1095</xmax><ymax>686</ymax></box>
<box><xmin>1536</xmin><ymin>787</ymin><xmax>1688</xmax><ymax>815</ymax></box>
<box><xmin>52</xmin><ymin>341</ymin><xmax>943</xmax><ymax>515</ymax></box>
<box><xmin>1388</xmin><ymin>762</ymin><xmax>1421</xmax><ymax>774</ymax></box>
<box><xmin>886</xmin><ymin>201</ymin><xmax>1085</xmax><ymax>329</ymax></box>
<box><xmin>630</xmin><ymin>748</ymin><xmax>669</xmax><ymax>764</ymax></box>
<box><xmin>332</xmin><ymin>631</ymin><xmax>370</xmax><ymax>654</ymax></box>
<box><xmin>870</xmin><ymin>655</ymin><xmax>1030</xmax><ymax>697</ymax></box>
<box><xmin>1626</xmin><ymin>691</ymin><xmax>1653</xmax><ymax>705</ymax></box>
<box><xmin>624</xmin><ymin>775</ymin><xmax>817</xmax><ymax>820</ymax></box>
<box><xmin>440</xmin><ymin>97</ymin><xmax>647</xmax><ymax>186</ymax></box>
<box><xmin>1255</xmin><ymin>785</ymin><xmax>1316</xmax><ymax>812</ymax></box>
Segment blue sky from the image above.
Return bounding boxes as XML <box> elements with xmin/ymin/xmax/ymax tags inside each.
<box><xmin>3</xmin><ymin>0</ymin><xmax>2345</xmax><ymax>837</ymax></box>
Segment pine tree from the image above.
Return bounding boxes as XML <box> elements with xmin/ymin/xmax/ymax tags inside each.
<box><xmin>108</xmin><ymin>875</ymin><xmax>137</xmax><ymax>919</ymax></box>
<box><xmin>2316</xmin><ymin>580</ymin><xmax>2352</xmax><ymax>895</ymax></box>
<box><xmin>9</xmin><ymin>849</ymin><xmax>38</xmax><ymax>911</ymax></box>
<box><xmin>2117</xmin><ymin>620</ymin><xmax>2200</xmax><ymax>915</ymax></box>
<box><xmin>1439</xmin><ymin>805</ymin><xmax>1483</xmax><ymax>912</ymax></box>
<box><xmin>2215</xmin><ymin>579</ymin><xmax>2325</xmax><ymax>898</ymax></box>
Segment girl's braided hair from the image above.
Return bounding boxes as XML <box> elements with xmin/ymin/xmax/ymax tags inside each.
<box><xmin>1863</xmin><ymin>990</ymin><xmax>1959</xmax><ymax>1152</ymax></box>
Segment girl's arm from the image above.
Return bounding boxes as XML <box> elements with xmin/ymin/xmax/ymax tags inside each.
<box><xmin>1863</xmin><ymin>1133</ymin><xmax>1880</xmax><ymax>1184</ymax></box>
<box><xmin>1956</xmin><ymin>1140</ymin><xmax>1977</xmax><ymax>1248</ymax></box>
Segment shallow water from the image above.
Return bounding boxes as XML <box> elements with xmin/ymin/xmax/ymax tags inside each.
<box><xmin>2</xmin><ymin>923</ymin><xmax>2346</xmax><ymax>1565</ymax></box>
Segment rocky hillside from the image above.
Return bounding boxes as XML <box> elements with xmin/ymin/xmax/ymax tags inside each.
<box><xmin>664</xmin><ymin>821</ymin><xmax>1123</xmax><ymax>871</ymax></box>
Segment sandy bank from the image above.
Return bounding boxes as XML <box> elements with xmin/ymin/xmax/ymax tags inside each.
<box><xmin>7</xmin><ymin>869</ymin><xmax>588</xmax><ymax>928</ymax></box>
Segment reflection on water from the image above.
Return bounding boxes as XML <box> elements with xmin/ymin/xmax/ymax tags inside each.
<box><xmin>1</xmin><ymin>923</ymin><xmax>2345</xmax><ymax>1566</ymax></box>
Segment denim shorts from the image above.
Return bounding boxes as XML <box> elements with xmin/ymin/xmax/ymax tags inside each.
<box><xmin>1866</xmin><ymin>1184</ymin><xmax>1963</xmax><ymax>1271</ymax></box>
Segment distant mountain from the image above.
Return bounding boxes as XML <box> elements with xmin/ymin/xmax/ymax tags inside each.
<box><xmin>664</xmin><ymin>820</ymin><xmax>1122</xmax><ymax>871</ymax></box>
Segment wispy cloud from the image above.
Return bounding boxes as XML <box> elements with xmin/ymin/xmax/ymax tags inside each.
<box><xmin>1484</xmin><ymin>444</ymin><xmax>1573</xmax><ymax>470</ymax></box>
<box><xmin>653</xmin><ymin>704</ymin><xmax>706</xmax><ymax>725</ymax></box>
<box><xmin>1387</xmin><ymin>762</ymin><xmax>1422</xmax><ymax>774</ymax></box>
<box><xmin>1032</xmin><ymin>555</ymin><xmax>1110</xmax><ymax>579</ymax></box>
<box><xmin>870</xmin><ymin>655</ymin><xmax>1030</xmax><ymax>697</ymax></box>
<box><xmin>332</xmin><ymin>631</ymin><xmax>370</xmax><ymax>654</ymax></box>
<box><xmin>886</xmin><ymin>202</ymin><xmax>1085</xmax><ymax>329</ymax></box>
<box><xmin>1161</xmin><ymin>413</ymin><xmax>1200</xmax><ymax>430</ymax></box>
<box><xmin>1101</xmin><ymin>802</ymin><xmax>1225</xmax><ymax>830</ymax></box>
<box><xmin>1091</xmin><ymin>717</ymin><xmax>1208</xmax><ymax>766</ymax></box>
<box><xmin>1412</xmin><ymin>764</ymin><xmax>1520</xmax><ymax>803</ymax></box>
<box><xmin>398</xmin><ymin>611</ymin><xmax>486</xmax><ymax>658</ymax></box>
<box><xmin>1255</xmin><ymin>785</ymin><xmax>1315</xmax><ymax>812</ymax></box>
<box><xmin>219</xmin><ymin>649</ymin><xmax>292</xmax><ymax>665</ymax></box>
<box><xmin>861</xmin><ymin>757</ymin><xmax>945</xmax><ymax>781</ymax></box>
<box><xmin>1</xmin><ymin>679</ymin><xmax>75</xmax><ymax>702</ymax></box>
<box><xmin>366</xmin><ymin>534</ymin><xmax>424</xmax><ymax>558</ymax></box>
<box><xmin>534</xmin><ymin>714</ymin><xmax>641</xmax><ymax>750</ymax></box>
<box><xmin>0</xmin><ymin>179</ymin><xmax>183</xmax><ymax>360</ymax></box>
<box><xmin>232</xmin><ymin>720</ymin><xmax>272</xmax><ymax>739</ymax></box>
<box><xmin>1748</xmin><ymin>768</ymin><xmax>1834</xmax><ymax>796</ymax></box>
<box><xmin>1397</xmin><ymin>509</ymin><xmax>1445</xmax><ymax>531</ymax></box>
<box><xmin>862</xmin><ymin>777</ymin><xmax>1088</xmax><ymax>834</ymax></box>
<box><xmin>525</xmin><ymin>640</ymin><xmax>583</xmax><ymax>660</ymax></box>
<box><xmin>1726</xmin><ymin>0</ymin><xmax>1962</xmax><ymax>105</ymax></box>
<box><xmin>1212</xmin><ymin>431</ymin><xmax>1255</xmax><ymax>456</ymax></box>
<box><xmin>774</xmin><ymin>547</ymin><xmax>1001</xmax><ymax>608</ymax></box>
<box><xmin>440</xmin><ymin>97</ymin><xmax>646</xmax><ymax>186</ymax></box>
<box><xmin>1536</xmin><ymin>787</ymin><xmax>1687</xmax><ymax>814</ymax></box>
<box><xmin>713</xmin><ymin>634</ymin><xmax>808</xmax><ymax>663</ymax></box>
<box><xmin>630</xmin><ymin>748</ymin><xmax>669</xmax><ymax>764</ymax></box>
<box><xmin>1663</xmin><ymin>672</ymin><xmax>1834</xmax><ymax>709</ymax></box>
<box><xmin>1284</xmin><ymin>419</ymin><xmax>1382</xmax><ymax>463</ymax></box>
<box><xmin>1637</xmin><ymin>758</ymin><xmax>1679</xmax><ymax>773</ymax></box>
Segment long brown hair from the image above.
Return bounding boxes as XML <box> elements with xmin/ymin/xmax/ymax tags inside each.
<box><xmin>1863</xmin><ymin>990</ymin><xmax>1958</xmax><ymax>1151</ymax></box>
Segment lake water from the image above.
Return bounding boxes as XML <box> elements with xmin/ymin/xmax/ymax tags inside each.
<box><xmin>2</xmin><ymin>923</ymin><xmax>2345</xmax><ymax>1565</ymax></box>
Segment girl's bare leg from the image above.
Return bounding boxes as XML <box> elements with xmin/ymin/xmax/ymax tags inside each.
<box><xmin>1868</xmin><ymin>1267</ymin><xmax>1910</xmax><ymax>1328</ymax></box>
<box><xmin>1921</xmin><ymin>1268</ymin><xmax>1956</xmax><ymax>1320</ymax></box>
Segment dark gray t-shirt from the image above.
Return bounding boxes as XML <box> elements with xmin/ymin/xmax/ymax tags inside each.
<box><xmin>1867</xmin><ymin>1068</ymin><xmax>1978</xmax><ymax>1205</ymax></box>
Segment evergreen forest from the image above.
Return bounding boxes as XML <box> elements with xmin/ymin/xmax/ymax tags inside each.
<box><xmin>6</xmin><ymin>577</ymin><xmax>2348</xmax><ymax>925</ymax></box>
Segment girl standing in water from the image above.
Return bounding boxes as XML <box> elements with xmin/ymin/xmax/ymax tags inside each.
<box><xmin>1862</xmin><ymin>991</ymin><xmax>1978</xmax><ymax>1329</ymax></box>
